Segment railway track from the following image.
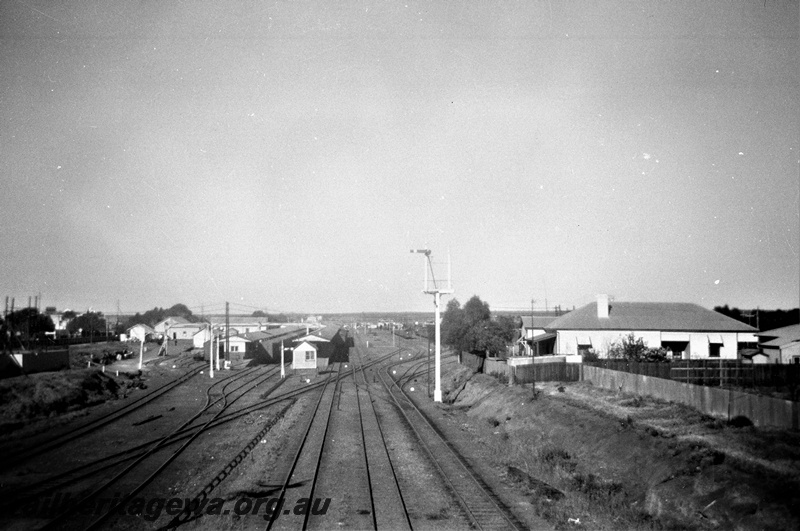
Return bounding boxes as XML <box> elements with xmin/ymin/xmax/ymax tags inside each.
<box><xmin>350</xmin><ymin>339</ymin><xmax>412</xmax><ymax>530</ymax></box>
<box><xmin>17</xmin><ymin>365</ymin><xmax>282</xmax><ymax>529</ymax></box>
<box><xmin>265</xmin><ymin>364</ymin><xmax>342</xmax><ymax>530</ymax></box>
<box><xmin>2</xmin><ymin>349</ymin><xmax>408</xmax><ymax>519</ymax></box>
<box><xmin>0</xmin><ymin>360</ymin><xmax>208</xmax><ymax>470</ymax></box>
<box><xmin>376</xmin><ymin>352</ymin><xmax>526</xmax><ymax>530</ymax></box>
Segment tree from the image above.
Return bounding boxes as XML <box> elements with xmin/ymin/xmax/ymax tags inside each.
<box><xmin>1</xmin><ymin>308</ymin><xmax>54</xmax><ymax>349</ymax></box>
<box><xmin>464</xmin><ymin>296</ymin><xmax>491</xmax><ymax>326</ymax></box>
<box><xmin>123</xmin><ymin>303</ymin><xmax>199</xmax><ymax>329</ymax></box>
<box><xmin>4</xmin><ymin>308</ymin><xmax>55</xmax><ymax>339</ymax></box>
<box><xmin>67</xmin><ymin>312</ymin><xmax>107</xmax><ymax>338</ymax></box>
<box><xmin>607</xmin><ymin>333</ymin><xmax>669</xmax><ymax>362</ymax></box>
<box><xmin>166</xmin><ymin>303</ymin><xmax>195</xmax><ymax>321</ymax></box>
<box><xmin>441</xmin><ymin>298</ymin><xmax>467</xmax><ymax>350</ymax></box>
<box><xmin>440</xmin><ymin>295</ymin><xmax>513</xmax><ymax>358</ymax></box>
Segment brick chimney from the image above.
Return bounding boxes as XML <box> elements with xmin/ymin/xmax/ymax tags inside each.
<box><xmin>597</xmin><ymin>294</ymin><xmax>609</xmax><ymax>319</ymax></box>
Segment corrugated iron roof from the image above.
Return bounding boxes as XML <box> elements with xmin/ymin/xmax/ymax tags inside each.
<box><xmin>312</xmin><ymin>325</ymin><xmax>341</xmax><ymax>341</ymax></box>
<box><xmin>546</xmin><ymin>302</ymin><xmax>757</xmax><ymax>332</ymax></box>
<box><xmin>156</xmin><ymin>316</ymin><xmax>190</xmax><ymax>327</ymax></box>
<box><xmin>242</xmin><ymin>331</ymin><xmax>272</xmax><ymax>341</ymax></box>
<box><xmin>520</xmin><ymin>316</ymin><xmax>559</xmax><ymax>329</ymax></box>
<box><xmin>761</xmin><ymin>337</ymin><xmax>800</xmax><ymax>348</ymax></box>
<box><xmin>756</xmin><ymin>323</ymin><xmax>800</xmax><ymax>340</ymax></box>
<box><xmin>126</xmin><ymin>323</ymin><xmax>155</xmax><ymax>333</ymax></box>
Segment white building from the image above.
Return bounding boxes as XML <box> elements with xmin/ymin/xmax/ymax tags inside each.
<box><xmin>548</xmin><ymin>295</ymin><xmax>758</xmax><ymax>360</ymax></box>
<box><xmin>207</xmin><ymin>317</ymin><xmax>269</xmax><ymax>336</ymax></box>
<box><xmin>757</xmin><ymin>324</ymin><xmax>800</xmax><ymax>364</ymax></box>
<box><xmin>165</xmin><ymin>322</ymin><xmax>205</xmax><ymax>341</ymax></box>
<box><xmin>126</xmin><ymin>323</ymin><xmax>155</xmax><ymax>343</ymax></box>
<box><xmin>154</xmin><ymin>317</ymin><xmax>190</xmax><ymax>334</ymax></box>
<box><xmin>292</xmin><ymin>341</ymin><xmax>317</xmax><ymax>369</ymax></box>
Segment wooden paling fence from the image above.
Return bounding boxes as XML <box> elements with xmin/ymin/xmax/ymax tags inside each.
<box><xmin>458</xmin><ymin>352</ymin><xmax>580</xmax><ymax>383</ymax></box>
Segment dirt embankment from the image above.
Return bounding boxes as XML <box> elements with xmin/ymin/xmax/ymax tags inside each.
<box><xmin>0</xmin><ymin>370</ymin><xmax>129</xmax><ymax>434</ymax></box>
<box><xmin>438</xmin><ymin>365</ymin><xmax>800</xmax><ymax>530</ymax></box>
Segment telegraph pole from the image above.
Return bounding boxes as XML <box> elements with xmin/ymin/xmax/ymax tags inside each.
<box><xmin>138</xmin><ymin>335</ymin><xmax>144</xmax><ymax>370</ymax></box>
<box><xmin>280</xmin><ymin>340</ymin><xmax>287</xmax><ymax>378</ymax></box>
<box><xmin>225</xmin><ymin>302</ymin><xmax>230</xmax><ymax>368</ymax></box>
<box><xmin>531</xmin><ymin>298</ymin><xmax>536</xmax><ymax>397</ymax></box>
<box><xmin>209</xmin><ymin>323</ymin><xmax>214</xmax><ymax>378</ymax></box>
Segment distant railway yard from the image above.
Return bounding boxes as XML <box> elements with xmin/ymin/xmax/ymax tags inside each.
<box><xmin>1</xmin><ymin>329</ymin><xmax>799</xmax><ymax>530</ymax></box>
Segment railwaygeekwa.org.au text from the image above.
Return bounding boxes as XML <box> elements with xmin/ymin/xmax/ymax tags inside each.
<box><xmin>13</xmin><ymin>492</ymin><xmax>332</xmax><ymax>522</ymax></box>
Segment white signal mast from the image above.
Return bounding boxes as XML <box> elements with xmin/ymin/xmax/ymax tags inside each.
<box><xmin>410</xmin><ymin>248</ymin><xmax>453</xmax><ymax>402</ymax></box>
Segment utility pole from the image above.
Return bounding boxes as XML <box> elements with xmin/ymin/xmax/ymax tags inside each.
<box><xmin>531</xmin><ymin>298</ymin><xmax>537</xmax><ymax>397</ymax></box>
<box><xmin>138</xmin><ymin>334</ymin><xmax>144</xmax><ymax>370</ymax></box>
<box><xmin>3</xmin><ymin>296</ymin><xmax>7</xmax><ymax>354</ymax></box>
<box><xmin>215</xmin><ymin>331</ymin><xmax>220</xmax><ymax>371</ymax></box>
<box><xmin>27</xmin><ymin>296</ymin><xmax>32</xmax><ymax>349</ymax></box>
<box><xmin>209</xmin><ymin>323</ymin><xmax>214</xmax><ymax>378</ymax></box>
<box><xmin>225</xmin><ymin>302</ymin><xmax>230</xmax><ymax>368</ymax></box>
<box><xmin>281</xmin><ymin>340</ymin><xmax>287</xmax><ymax>378</ymax></box>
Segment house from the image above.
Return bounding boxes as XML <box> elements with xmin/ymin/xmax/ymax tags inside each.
<box><xmin>203</xmin><ymin>334</ymin><xmax>250</xmax><ymax>363</ymax></box>
<box><xmin>126</xmin><ymin>323</ymin><xmax>155</xmax><ymax>343</ymax></box>
<box><xmin>241</xmin><ymin>326</ymin><xmax>307</xmax><ymax>364</ymax></box>
<box><xmin>165</xmin><ymin>322</ymin><xmax>206</xmax><ymax>341</ymax></box>
<box><xmin>193</xmin><ymin>326</ymin><xmax>218</xmax><ymax>349</ymax></box>
<box><xmin>294</xmin><ymin>325</ymin><xmax>349</xmax><ymax>363</ymax></box>
<box><xmin>547</xmin><ymin>295</ymin><xmax>758</xmax><ymax>359</ymax></box>
<box><xmin>207</xmin><ymin>316</ymin><xmax>269</xmax><ymax>336</ymax></box>
<box><xmin>292</xmin><ymin>341</ymin><xmax>318</xmax><ymax>369</ymax></box>
<box><xmin>517</xmin><ymin>315</ymin><xmax>559</xmax><ymax>356</ymax></box>
<box><xmin>44</xmin><ymin>307</ymin><xmax>71</xmax><ymax>336</ymax></box>
<box><xmin>154</xmin><ymin>317</ymin><xmax>190</xmax><ymax>334</ymax></box>
<box><xmin>741</xmin><ymin>351</ymin><xmax>771</xmax><ymax>364</ymax></box>
<box><xmin>756</xmin><ymin>324</ymin><xmax>800</xmax><ymax>364</ymax></box>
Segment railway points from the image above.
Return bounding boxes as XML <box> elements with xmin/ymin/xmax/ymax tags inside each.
<box><xmin>0</xmin><ymin>329</ymin><xmax>540</xmax><ymax>530</ymax></box>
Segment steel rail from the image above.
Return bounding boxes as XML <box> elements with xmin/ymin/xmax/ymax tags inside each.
<box><xmin>264</xmin><ymin>364</ymin><xmax>341</xmax><ymax>530</ymax></box>
<box><xmin>377</xmin><ymin>360</ymin><xmax>524</xmax><ymax>531</ymax></box>
<box><xmin>2</xmin><ymin>353</ymin><xmax>399</xmax><ymax>507</ymax></box>
<box><xmin>353</xmin><ymin>335</ymin><xmax>412</xmax><ymax>530</ymax></box>
<box><xmin>0</xmin><ymin>361</ymin><xmax>207</xmax><ymax>469</ymax></box>
<box><xmin>37</xmin><ymin>366</ymin><xmax>281</xmax><ymax>529</ymax></box>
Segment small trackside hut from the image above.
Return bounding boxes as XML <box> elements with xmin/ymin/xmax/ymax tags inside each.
<box><xmin>292</xmin><ymin>341</ymin><xmax>318</xmax><ymax>370</ymax></box>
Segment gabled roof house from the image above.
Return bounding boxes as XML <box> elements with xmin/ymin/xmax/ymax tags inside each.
<box><xmin>126</xmin><ymin>323</ymin><xmax>155</xmax><ymax>342</ymax></box>
<box><xmin>756</xmin><ymin>324</ymin><xmax>800</xmax><ymax>364</ymax></box>
<box><xmin>154</xmin><ymin>316</ymin><xmax>190</xmax><ymax>334</ymax></box>
<box><xmin>518</xmin><ymin>315</ymin><xmax>559</xmax><ymax>356</ymax></box>
<box><xmin>547</xmin><ymin>295</ymin><xmax>758</xmax><ymax>360</ymax></box>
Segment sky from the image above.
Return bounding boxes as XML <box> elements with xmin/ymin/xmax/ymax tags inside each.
<box><xmin>1</xmin><ymin>0</ymin><xmax>798</xmax><ymax>316</ymax></box>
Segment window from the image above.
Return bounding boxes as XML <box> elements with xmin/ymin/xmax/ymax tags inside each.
<box><xmin>576</xmin><ymin>336</ymin><xmax>592</xmax><ymax>357</ymax></box>
<box><xmin>662</xmin><ymin>341</ymin><xmax>689</xmax><ymax>359</ymax></box>
<box><xmin>231</xmin><ymin>346</ymin><xmax>239</xmax><ymax>352</ymax></box>
<box><xmin>305</xmin><ymin>350</ymin><xmax>315</xmax><ymax>361</ymax></box>
<box><xmin>709</xmin><ymin>344</ymin><xmax>721</xmax><ymax>358</ymax></box>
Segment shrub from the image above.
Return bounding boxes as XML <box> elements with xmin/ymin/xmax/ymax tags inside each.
<box><xmin>607</xmin><ymin>333</ymin><xmax>670</xmax><ymax>362</ymax></box>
